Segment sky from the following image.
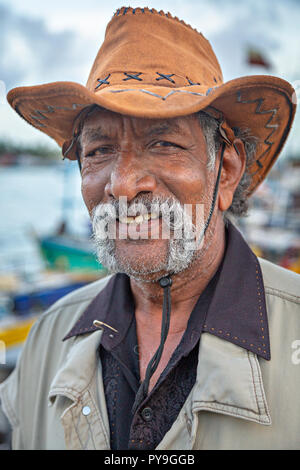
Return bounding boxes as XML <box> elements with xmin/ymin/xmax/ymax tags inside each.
<box><xmin>0</xmin><ymin>0</ymin><xmax>300</xmax><ymax>156</ymax></box>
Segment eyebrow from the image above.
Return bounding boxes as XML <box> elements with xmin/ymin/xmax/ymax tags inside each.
<box><xmin>79</xmin><ymin>121</ymin><xmax>184</xmax><ymax>153</ymax></box>
<box><xmin>80</xmin><ymin>127</ymin><xmax>111</xmax><ymax>146</ymax></box>
<box><xmin>144</xmin><ymin>122</ymin><xmax>181</xmax><ymax>137</ymax></box>
<box><xmin>77</xmin><ymin>127</ymin><xmax>111</xmax><ymax>158</ymax></box>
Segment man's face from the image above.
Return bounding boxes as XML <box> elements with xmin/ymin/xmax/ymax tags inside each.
<box><xmin>79</xmin><ymin>107</ymin><xmax>216</xmax><ymax>280</ymax></box>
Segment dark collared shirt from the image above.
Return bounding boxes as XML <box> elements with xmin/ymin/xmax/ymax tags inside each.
<box><xmin>64</xmin><ymin>222</ymin><xmax>270</xmax><ymax>450</ymax></box>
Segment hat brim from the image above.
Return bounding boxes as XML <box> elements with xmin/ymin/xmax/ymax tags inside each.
<box><xmin>7</xmin><ymin>74</ymin><xmax>296</xmax><ymax>195</ymax></box>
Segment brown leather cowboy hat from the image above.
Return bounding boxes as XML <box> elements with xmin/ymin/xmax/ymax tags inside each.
<box><xmin>7</xmin><ymin>6</ymin><xmax>296</xmax><ymax>195</ymax></box>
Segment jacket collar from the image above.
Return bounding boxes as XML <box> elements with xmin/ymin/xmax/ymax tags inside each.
<box><xmin>203</xmin><ymin>220</ymin><xmax>270</xmax><ymax>360</ymax></box>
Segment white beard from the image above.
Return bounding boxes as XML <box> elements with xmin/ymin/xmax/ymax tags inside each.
<box><xmin>91</xmin><ymin>195</ymin><xmax>206</xmax><ymax>281</ymax></box>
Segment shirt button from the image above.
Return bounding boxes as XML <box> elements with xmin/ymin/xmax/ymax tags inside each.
<box><xmin>141</xmin><ymin>407</ymin><xmax>153</xmax><ymax>422</ymax></box>
<box><xmin>82</xmin><ymin>406</ymin><xmax>91</xmax><ymax>416</ymax></box>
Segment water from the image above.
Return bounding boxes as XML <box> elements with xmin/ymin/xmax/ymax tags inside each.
<box><xmin>0</xmin><ymin>161</ymin><xmax>90</xmax><ymax>275</ymax></box>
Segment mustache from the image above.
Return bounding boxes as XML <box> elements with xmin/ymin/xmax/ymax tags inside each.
<box><xmin>91</xmin><ymin>195</ymin><xmax>189</xmax><ymax>227</ymax></box>
<box><xmin>91</xmin><ymin>195</ymin><xmax>206</xmax><ymax>270</ymax></box>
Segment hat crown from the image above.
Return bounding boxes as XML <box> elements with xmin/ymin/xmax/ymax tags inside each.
<box><xmin>86</xmin><ymin>7</ymin><xmax>223</xmax><ymax>92</ymax></box>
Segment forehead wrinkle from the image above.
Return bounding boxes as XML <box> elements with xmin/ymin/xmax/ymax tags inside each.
<box><xmin>79</xmin><ymin>115</ymin><xmax>193</xmax><ymax>151</ymax></box>
<box><xmin>144</xmin><ymin>121</ymin><xmax>182</xmax><ymax>138</ymax></box>
<box><xmin>81</xmin><ymin>127</ymin><xmax>111</xmax><ymax>144</ymax></box>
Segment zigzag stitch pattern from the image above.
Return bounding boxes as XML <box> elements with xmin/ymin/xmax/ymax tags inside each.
<box><xmin>108</xmin><ymin>88</ymin><xmax>205</xmax><ymax>100</ymax></box>
<box><xmin>236</xmin><ymin>91</ymin><xmax>279</xmax><ymax>169</ymax></box>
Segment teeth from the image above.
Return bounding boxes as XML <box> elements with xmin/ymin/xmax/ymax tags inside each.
<box><xmin>119</xmin><ymin>216</ymin><xmax>134</xmax><ymax>224</ymax></box>
<box><xmin>134</xmin><ymin>215</ymin><xmax>144</xmax><ymax>224</ymax></box>
<box><xmin>119</xmin><ymin>213</ymin><xmax>158</xmax><ymax>224</ymax></box>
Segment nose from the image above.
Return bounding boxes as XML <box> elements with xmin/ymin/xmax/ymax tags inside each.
<box><xmin>104</xmin><ymin>152</ymin><xmax>157</xmax><ymax>202</ymax></box>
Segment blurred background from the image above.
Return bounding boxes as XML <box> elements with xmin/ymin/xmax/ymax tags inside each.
<box><xmin>0</xmin><ymin>0</ymin><xmax>300</xmax><ymax>446</ymax></box>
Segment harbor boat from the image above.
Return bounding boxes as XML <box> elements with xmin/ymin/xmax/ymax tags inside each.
<box><xmin>38</xmin><ymin>231</ymin><xmax>104</xmax><ymax>273</ymax></box>
<box><xmin>0</xmin><ymin>269</ymin><xmax>107</xmax><ymax>364</ymax></box>
<box><xmin>0</xmin><ymin>269</ymin><xmax>105</xmax><ymax>317</ymax></box>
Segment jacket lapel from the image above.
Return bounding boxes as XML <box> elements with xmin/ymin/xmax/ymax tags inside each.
<box><xmin>191</xmin><ymin>333</ymin><xmax>271</xmax><ymax>424</ymax></box>
<box><xmin>157</xmin><ymin>333</ymin><xmax>271</xmax><ymax>450</ymax></box>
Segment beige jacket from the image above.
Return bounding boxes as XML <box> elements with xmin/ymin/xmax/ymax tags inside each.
<box><xmin>0</xmin><ymin>257</ymin><xmax>300</xmax><ymax>450</ymax></box>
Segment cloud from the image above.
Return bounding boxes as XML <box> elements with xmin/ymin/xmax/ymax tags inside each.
<box><xmin>0</xmin><ymin>3</ymin><xmax>91</xmax><ymax>91</ymax></box>
<box><xmin>208</xmin><ymin>0</ymin><xmax>300</xmax><ymax>82</ymax></box>
<box><xmin>209</xmin><ymin>14</ymin><xmax>280</xmax><ymax>81</ymax></box>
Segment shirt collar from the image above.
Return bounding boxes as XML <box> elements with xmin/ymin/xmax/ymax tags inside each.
<box><xmin>63</xmin><ymin>221</ymin><xmax>270</xmax><ymax>361</ymax></box>
<box><xmin>203</xmin><ymin>221</ymin><xmax>270</xmax><ymax>360</ymax></box>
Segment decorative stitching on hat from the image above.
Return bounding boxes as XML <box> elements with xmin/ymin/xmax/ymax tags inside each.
<box><xmin>206</xmin><ymin>87</ymin><xmax>217</xmax><ymax>96</ymax></box>
<box><xmin>187</xmin><ymin>77</ymin><xmax>201</xmax><ymax>86</ymax></box>
<box><xmin>156</xmin><ymin>72</ymin><xmax>175</xmax><ymax>84</ymax></box>
<box><xmin>30</xmin><ymin>103</ymin><xmax>86</xmax><ymax>127</ymax></box>
<box><xmin>236</xmin><ymin>91</ymin><xmax>279</xmax><ymax>169</ymax></box>
<box><xmin>123</xmin><ymin>72</ymin><xmax>143</xmax><ymax>81</ymax></box>
<box><xmin>29</xmin><ymin>109</ymin><xmax>53</xmax><ymax>127</ymax></box>
<box><xmin>95</xmin><ymin>71</ymin><xmax>203</xmax><ymax>87</ymax></box>
<box><xmin>95</xmin><ymin>74</ymin><xmax>111</xmax><ymax>90</ymax></box>
<box><xmin>108</xmin><ymin>88</ymin><xmax>205</xmax><ymax>100</ymax></box>
<box><xmin>112</xmin><ymin>7</ymin><xmax>203</xmax><ymax>37</ymax></box>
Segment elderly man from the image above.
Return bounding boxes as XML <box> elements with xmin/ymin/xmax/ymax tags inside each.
<box><xmin>1</xmin><ymin>7</ymin><xmax>300</xmax><ymax>450</ymax></box>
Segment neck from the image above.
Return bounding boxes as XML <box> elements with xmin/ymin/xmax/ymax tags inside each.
<box><xmin>130</xmin><ymin>215</ymin><xmax>226</xmax><ymax>335</ymax></box>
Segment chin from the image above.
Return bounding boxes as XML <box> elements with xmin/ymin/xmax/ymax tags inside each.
<box><xmin>94</xmin><ymin>233</ymin><xmax>199</xmax><ymax>281</ymax></box>
<box><xmin>114</xmin><ymin>239</ymin><xmax>169</xmax><ymax>279</ymax></box>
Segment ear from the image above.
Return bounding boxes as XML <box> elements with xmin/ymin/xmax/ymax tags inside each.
<box><xmin>218</xmin><ymin>139</ymin><xmax>246</xmax><ymax>212</ymax></box>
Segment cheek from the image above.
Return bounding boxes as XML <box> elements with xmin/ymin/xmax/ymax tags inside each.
<box><xmin>161</xmin><ymin>165</ymin><xmax>208</xmax><ymax>203</ymax></box>
<box><xmin>81</xmin><ymin>173</ymin><xmax>106</xmax><ymax>213</ymax></box>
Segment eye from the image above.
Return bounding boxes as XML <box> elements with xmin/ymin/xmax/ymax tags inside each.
<box><xmin>85</xmin><ymin>146</ymin><xmax>114</xmax><ymax>158</ymax></box>
<box><xmin>152</xmin><ymin>140</ymin><xmax>183</xmax><ymax>149</ymax></box>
